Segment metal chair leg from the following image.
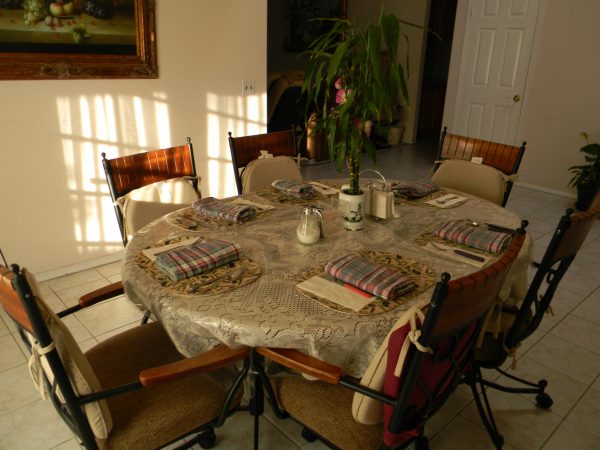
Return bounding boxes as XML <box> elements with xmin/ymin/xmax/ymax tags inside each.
<box><xmin>465</xmin><ymin>368</ymin><xmax>504</xmax><ymax>449</ymax></box>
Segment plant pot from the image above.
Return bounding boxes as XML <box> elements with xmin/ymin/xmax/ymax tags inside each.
<box><xmin>575</xmin><ymin>184</ymin><xmax>599</xmax><ymax>211</ymax></box>
<box><xmin>338</xmin><ymin>189</ymin><xmax>365</xmax><ymax>230</ymax></box>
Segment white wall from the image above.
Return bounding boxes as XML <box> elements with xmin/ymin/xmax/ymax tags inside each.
<box><xmin>0</xmin><ymin>0</ymin><xmax>267</xmax><ymax>276</ymax></box>
<box><xmin>444</xmin><ymin>0</ymin><xmax>600</xmax><ymax>195</ymax></box>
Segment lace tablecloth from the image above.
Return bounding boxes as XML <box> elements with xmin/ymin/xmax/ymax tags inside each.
<box><xmin>122</xmin><ymin>184</ymin><xmax>530</xmax><ymax>378</ymax></box>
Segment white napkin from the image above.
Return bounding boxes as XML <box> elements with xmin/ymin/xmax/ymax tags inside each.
<box><xmin>228</xmin><ymin>198</ymin><xmax>274</xmax><ymax>211</ymax></box>
<box><xmin>425</xmin><ymin>242</ymin><xmax>491</xmax><ymax>268</ymax></box>
<box><xmin>308</xmin><ymin>181</ymin><xmax>340</xmax><ymax>196</ymax></box>
<box><xmin>425</xmin><ymin>193</ymin><xmax>467</xmax><ymax>208</ymax></box>
<box><xmin>142</xmin><ymin>237</ymin><xmax>200</xmax><ymax>261</ymax></box>
<box><xmin>297</xmin><ymin>275</ymin><xmax>375</xmax><ymax>312</ymax></box>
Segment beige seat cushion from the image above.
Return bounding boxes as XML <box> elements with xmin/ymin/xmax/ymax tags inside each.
<box><xmin>86</xmin><ymin>321</ymin><xmax>242</xmax><ymax>450</ymax></box>
<box><xmin>352</xmin><ymin>305</ymin><xmax>424</xmax><ymax>425</ymax></box>
<box><xmin>24</xmin><ymin>270</ymin><xmax>113</xmax><ymax>440</ymax></box>
<box><xmin>271</xmin><ymin>375</ymin><xmax>382</xmax><ymax>450</ymax></box>
<box><xmin>241</xmin><ymin>156</ymin><xmax>302</xmax><ymax>193</ymax></box>
<box><xmin>117</xmin><ymin>177</ymin><xmax>200</xmax><ymax>237</ymax></box>
<box><xmin>431</xmin><ymin>159</ymin><xmax>506</xmax><ymax>205</ymax></box>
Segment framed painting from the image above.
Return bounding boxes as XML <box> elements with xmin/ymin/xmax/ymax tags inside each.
<box><xmin>283</xmin><ymin>0</ymin><xmax>346</xmax><ymax>52</ymax></box>
<box><xmin>0</xmin><ymin>0</ymin><xmax>157</xmax><ymax>80</ymax></box>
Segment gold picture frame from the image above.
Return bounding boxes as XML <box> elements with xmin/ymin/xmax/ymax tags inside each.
<box><xmin>0</xmin><ymin>0</ymin><xmax>157</xmax><ymax>80</ymax></box>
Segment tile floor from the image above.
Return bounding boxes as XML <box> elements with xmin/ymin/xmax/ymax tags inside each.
<box><xmin>1</xmin><ymin>143</ymin><xmax>600</xmax><ymax>449</ymax></box>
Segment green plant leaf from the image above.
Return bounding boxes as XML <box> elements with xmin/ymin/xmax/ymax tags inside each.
<box><xmin>381</xmin><ymin>14</ymin><xmax>400</xmax><ymax>56</ymax></box>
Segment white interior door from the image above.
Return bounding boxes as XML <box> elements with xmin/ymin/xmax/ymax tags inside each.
<box><xmin>452</xmin><ymin>0</ymin><xmax>539</xmax><ymax>144</ymax></box>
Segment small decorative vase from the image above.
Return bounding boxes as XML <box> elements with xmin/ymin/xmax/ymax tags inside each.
<box><xmin>338</xmin><ymin>189</ymin><xmax>365</xmax><ymax>230</ymax></box>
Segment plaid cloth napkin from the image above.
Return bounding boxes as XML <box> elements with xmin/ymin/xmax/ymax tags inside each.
<box><xmin>325</xmin><ymin>254</ymin><xmax>417</xmax><ymax>300</ymax></box>
<box><xmin>193</xmin><ymin>197</ymin><xmax>257</xmax><ymax>223</ymax></box>
<box><xmin>433</xmin><ymin>220</ymin><xmax>512</xmax><ymax>254</ymax></box>
<box><xmin>155</xmin><ymin>240</ymin><xmax>242</xmax><ymax>281</ymax></box>
<box><xmin>392</xmin><ymin>181</ymin><xmax>439</xmax><ymax>199</ymax></box>
<box><xmin>271</xmin><ymin>179</ymin><xmax>316</xmax><ymax>199</ymax></box>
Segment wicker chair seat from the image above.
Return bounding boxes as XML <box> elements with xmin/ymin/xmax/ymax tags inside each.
<box><xmin>271</xmin><ymin>375</ymin><xmax>382</xmax><ymax>450</ymax></box>
<box><xmin>86</xmin><ymin>322</ymin><xmax>242</xmax><ymax>449</ymax></box>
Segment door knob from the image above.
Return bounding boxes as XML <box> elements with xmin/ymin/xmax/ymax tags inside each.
<box><xmin>512</xmin><ymin>94</ymin><xmax>521</xmax><ymax>103</ymax></box>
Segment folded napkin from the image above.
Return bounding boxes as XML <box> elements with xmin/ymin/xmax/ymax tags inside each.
<box><xmin>142</xmin><ymin>237</ymin><xmax>200</xmax><ymax>261</ymax></box>
<box><xmin>308</xmin><ymin>181</ymin><xmax>340</xmax><ymax>196</ymax></box>
<box><xmin>272</xmin><ymin>179</ymin><xmax>316</xmax><ymax>199</ymax></box>
<box><xmin>192</xmin><ymin>197</ymin><xmax>257</xmax><ymax>223</ymax></box>
<box><xmin>228</xmin><ymin>197</ymin><xmax>274</xmax><ymax>211</ymax></box>
<box><xmin>155</xmin><ymin>240</ymin><xmax>242</xmax><ymax>281</ymax></box>
<box><xmin>325</xmin><ymin>254</ymin><xmax>417</xmax><ymax>300</ymax></box>
<box><xmin>297</xmin><ymin>275</ymin><xmax>375</xmax><ymax>312</ymax></box>
<box><xmin>433</xmin><ymin>220</ymin><xmax>512</xmax><ymax>254</ymax></box>
<box><xmin>425</xmin><ymin>193</ymin><xmax>467</xmax><ymax>208</ymax></box>
<box><xmin>392</xmin><ymin>181</ymin><xmax>439</xmax><ymax>199</ymax></box>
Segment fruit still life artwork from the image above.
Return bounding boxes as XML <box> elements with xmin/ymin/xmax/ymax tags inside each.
<box><xmin>0</xmin><ymin>0</ymin><xmax>136</xmax><ymax>49</ymax></box>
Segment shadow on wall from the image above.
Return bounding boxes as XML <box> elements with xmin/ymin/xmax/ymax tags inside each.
<box><xmin>56</xmin><ymin>90</ymin><xmax>266</xmax><ymax>256</ymax></box>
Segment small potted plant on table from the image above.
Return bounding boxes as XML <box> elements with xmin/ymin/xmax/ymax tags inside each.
<box><xmin>302</xmin><ymin>12</ymin><xmax>413</xmax><ymax>230</ymax></box>
<box><xmin>568</xmin><ymin>132</ymin><xmax>600</xmax><ymax>211</ymax></box>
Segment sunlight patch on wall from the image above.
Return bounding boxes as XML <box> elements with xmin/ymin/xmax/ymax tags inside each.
<box><xmin>205</xmin><ymin>92</ymin><xmax>267</xmax><ymax>198</ymax></box>
<box><xmin>56</xmin><ymin>92</ymin><xmax>173</xmax><ymax>256</ymax></box>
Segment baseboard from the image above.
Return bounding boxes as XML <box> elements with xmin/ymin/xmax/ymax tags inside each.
<box><xmin>514</xmin><ymin>182</ymin><xmax>576</xmax><ymax>199</ymax></box>
<box><xmin>35</xmin><ymin>251</ymin><xmax>124</xmax><ymax>282</ymax></box>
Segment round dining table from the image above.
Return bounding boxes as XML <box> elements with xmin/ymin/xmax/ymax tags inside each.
<box><xmin>122</xmin><ymin>182</ymin><xmax>530</xmax><ymax>378</ymax></box>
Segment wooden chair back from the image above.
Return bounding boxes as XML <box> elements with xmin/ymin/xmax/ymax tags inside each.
<box><xmin>436</xmin><ymin>127</ymin><xmax>526</xmax><ymax>206</ymax></box>
<box><xmin>102</xmin><ymin>138</ymin><xmax>198</xmax><ymax>244</ymax></box>
<box><xmin>228</xmin><ymin>129</ymin><xmax>298</xmax><ymax>194</ymax></box>
<box><xmin>0</xmin><ymin>265</ymin><xmax>33</xmax><ymax>333</ymax></box>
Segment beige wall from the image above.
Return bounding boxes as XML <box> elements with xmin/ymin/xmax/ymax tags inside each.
<box><xmin>0</xmin><ymin>0</ymin><xmax>267</xmax><ymax>276</ymax></box>
<box><xmin>444</xmin><ymin>0</ymin><xmax>600</xmax><ymax>195</ymax></box>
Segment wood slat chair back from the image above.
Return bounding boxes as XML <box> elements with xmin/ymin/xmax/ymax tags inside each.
<box><xmin>102</xmin><ymin>138</ymin><xmax>197</xmax><ymax>200</ymax></box>
<box><xmin>101</xmin><ymin>138</ymin><xmax>198</xmax><ymax>245</ymax></box>
<box><xmin>436</xmin><ymin>127</ymin><xmax>526</xmax><ymax>206</ymax></box>
<box><xmin>228</xmin><ymin>129</ymin><xmax>298</xmax><ymax>194</ymax></box>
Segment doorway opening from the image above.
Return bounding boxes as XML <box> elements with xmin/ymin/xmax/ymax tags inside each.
<box><xmin>416</xmin><ymin>0</ymin><xmax>458</xmax><ymax>141</ymax></box>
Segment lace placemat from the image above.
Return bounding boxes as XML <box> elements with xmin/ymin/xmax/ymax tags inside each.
<box><xmin>292</xmin><ymin>250</ymin><xmax>436</xmax><ymax>315</ymax></box>
<box><xmin>135</xmin><ymin>235</ymin><xmax>262</xmax><ymax>295</ymax></box>
<box><xmin>394</xmin><ymin>189</ymin><xmax>465</xmax><ymax>208</ymax></box>
<box><xmin>165</xmin><ymin>206</ymin><xmax>275</xmax><ymax>232</ymax></box>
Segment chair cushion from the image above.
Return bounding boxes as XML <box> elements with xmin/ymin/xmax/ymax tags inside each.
<box><xmin>118</xmin><ymin>177</ymin><xmax>200</xmax><ymax>237</ymax></box>
<box><xmin>86</xmin><ymin>322</ymin><xmax>242</xmax><ymax>450</ymax></box>
<box><xmin>431</xmin><ymin>160</ymin><xmax>506</xmax><ymax>205</ymax></box>
<box><xmin>271</xmin><ymin>375</ymin><xmax>382</xmax><ymax>450</ymax></box>
<box><xmin>352</xmin><ymin>305</ymin><xmax>424</xmax><ymax>425</ymax></box>
<box><xmin>24</xmin><ymin>270</ymin><xmax>113</xmax><ymax>440</ymax></box>
<box><xmin>241</xmin><ymin>156</ymin><xmax>302</xmax><ymax>193</ymax></box>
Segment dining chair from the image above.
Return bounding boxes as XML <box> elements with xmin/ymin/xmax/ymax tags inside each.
<box><xmin>473</xmin><ymin>192</ymin><xmax>600</xmax><ymax>409</ymax></box>
<box><xmin>0</xmin><ymin>263</ymin><xmax>249</xmax><ymax>450</ymax></box>
<box><xmin>256</xmin><ymin>226</ymin><xmax>527</xmax><ymax>450</ymax></box>
<box><xmin>102</xmin><ymin>138</ymin><xmax>201</xmax><ymax>246</ymax></box>
<box><xmin>98</xmin><ymin>139</ymin><xmax>201</xmax><ymax>324</ymax></box>
<box><xmin>227</xmin><ymin>129</ymin><xmax>303</xmax><ymax>194</ymax></box>
<box><xmin>432</xmin><ymin>127</ymin><xmax>526</xmax><ymax>206</ymax></box>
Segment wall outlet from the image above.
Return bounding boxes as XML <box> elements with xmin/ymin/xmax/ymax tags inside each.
<box><xmin>242</xmin><ymin>80</ymin><xmax>255</xmax><ymax>96</ymax></box>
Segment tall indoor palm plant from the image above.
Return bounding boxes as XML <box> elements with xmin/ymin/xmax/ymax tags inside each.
<box><xmin>302</xmin><ymin>12</ymin><xmax>412</xmax><ymax>195</ymax></box>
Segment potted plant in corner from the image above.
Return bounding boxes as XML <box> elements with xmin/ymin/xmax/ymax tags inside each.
<box><xmin>301</xmin><ymin>12</ymin><xmax>412</xmax><ymax>230</ymax></box>
<box><xmin>568</xmin><ymin>132</ymin><xmax>600</xmax><ymax>211</ymax></box>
